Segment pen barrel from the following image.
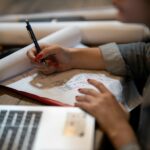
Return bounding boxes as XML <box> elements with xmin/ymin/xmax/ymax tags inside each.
<box><xmin>26</xmin><ymin>21</ymin><xmax>41</xmax><ymax>53</ymax></box>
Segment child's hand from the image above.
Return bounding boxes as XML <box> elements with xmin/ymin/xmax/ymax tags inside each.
<box><xmin>75</xmin><ymin>79</ymin><xmax>128</xmax><ymax>133</ymax></box>
<box><xmin>76</xmin><ymin>79</ymin><xmax>138</xmax><ymax>150</ymax></box>
<box><xmin>27</xmin><ymin>44</ymin><xmax>72</xmax><ymax>74</ymax></box>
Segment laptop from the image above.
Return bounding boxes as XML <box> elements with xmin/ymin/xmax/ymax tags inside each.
<box><xmin>0</xmin><ymin>106</ymin><xmax>95</xmax><ymax>150</ymax></box>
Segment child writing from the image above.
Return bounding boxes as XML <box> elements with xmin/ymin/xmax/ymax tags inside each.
<box><xmin>27</xmin><ymin>0</ymin><xmax>150</xmax><ymax>149</ymax></box>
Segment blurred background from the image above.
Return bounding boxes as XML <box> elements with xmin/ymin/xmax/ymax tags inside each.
<box><xmin>0</xmin><ymin>0</ymin><xmax>115</xmax><ymax>58</ymax></box>
<box><xmin>0</xmin><ymin>0</ymin><xmax>112</xmax><ymax>15</ymax></box>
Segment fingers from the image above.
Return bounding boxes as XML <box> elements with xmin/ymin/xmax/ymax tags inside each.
<box><xmin>88</xmin><ymin>79</ymin><xmax>110</xmax><ymax>93</ymax></box>
<box><xmin>26</xmin><ymin>45</ymin><xmax>46</xmax><ymax>61</ymax></box>
<box><xmin>36</xmin><ymin>64</ymin><xmax>56</xmax><ymax>75</ymax></box>
<box><xmin>75</xmin><ymin>95</ymin><xmax>92</xmax><ymax>110</ymax></box>
<box><xmin>29</xmin><ymin>53</ymin><xmax>59</xmax><ymax>75</ymax></box>
<box><xmin>36</xmin><ymin>45</ymin><xmax>60</xmax><ymax>61</ymax></box>
<box><xmin>27</xmin><ymin>44</ymin><xmax>67</xmax><ymax>75</ymax></box>
<box><xmin>39</xmin><ymin>44</ymin><xmax>49</xmax><ymax>49</ymax></box>
<box><xmin>76</xmin><ymin>95</ymin><xmax>93</xmax><ymax>103</ymax></box>
<box><xmin>75</xmin><ymin>102</ymin><xmax>90</xmax><ymax>111</ymax></box>
<box><xmin>78</xmin><ymin>88</ymin><xmax>98</xmax><ymax>97</ymax></box>
<box><xmin>27</xmin><ymin>44</ymin><xmax>56</xmax><ymax>61</ymax></box>
<box><xmin>27</xmin><ymin>47</ymin><xmax>37</xmax><ymax>61</ymax></box>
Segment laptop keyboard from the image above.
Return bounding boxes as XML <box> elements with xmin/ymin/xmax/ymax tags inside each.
<box><xmin>0</xmin><ymin>110</ymin><xmax>42</xmax><ymax>150</ymax></box>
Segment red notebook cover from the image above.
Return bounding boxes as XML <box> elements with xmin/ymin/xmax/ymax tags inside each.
<box><xmin>0</xmin><ymin>85</ymin><xmax>72</xmax><ymax>107</ymax></box>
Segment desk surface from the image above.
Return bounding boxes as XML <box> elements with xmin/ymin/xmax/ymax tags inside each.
<box><xmin>0</xmin><ymin>86</ymin><xmax>42</xmax><ymax>105</ymax></box>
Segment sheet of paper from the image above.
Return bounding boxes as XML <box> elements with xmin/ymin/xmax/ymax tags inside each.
<box><xmin>4</xmin><ymin>69</ymin><xmax>123</xmax><ymax>105</ymax></box>
<box><xmin>0</xmin><ymin>105</ymin><xmax>95</xmax><ymax>150</ymax></box>
<box><xmin>0</xmin><ymin>26</ymin><xmax>81</xmax><ymax>82</ymax></box>
<box><xmin>0</xmin><ymin>21</ymin><xmax>149</xmax><ymax>45</ymax></box>
<box><xmin>0</xmin><ymin>6</ymin><xmax>117</xmax><ymax>21</ymax></box>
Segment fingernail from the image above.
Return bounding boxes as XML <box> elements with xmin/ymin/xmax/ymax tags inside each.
<box><xmin>87</xmin><ymin>79</ymin><xmax>91</xmax><ymax>82</ymax></box>
<box><xmin>76</xmin><ymin>96</ymin><xmax>79</xmax><ymax>99</ymax></box>
<box><xmin>36</xmin><ymin>54</ymin><xmax>43</xmax><ymax>60</ymax></box>
<box><xmin>74</xmin><ymin>103</ymin><xmax>78</xmax><ymax>107</ymax></box>
<box><xmin>53</xmin><ymin>62</ymin><xmax>59</xmax><ymax>68</ymax></box>
<box><xmin>78</xmin><ymin>88</ymin><xmax>81</xmax><ymax>91</ymax></box>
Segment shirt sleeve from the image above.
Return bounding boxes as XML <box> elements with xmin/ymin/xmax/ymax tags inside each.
<box><xmin>99</xmin><ymin>42</ymin><xmax>150</xmax><ymax>110</ymax></box>
<box><xmin>119</xmin><ymin>143</ymin><xmax>141</xmax><ymax>150</ymax></box>
<box><xmin>99</xmin><ymin>43</ymin><xmax>127</xmax><ymax>76</ymax></box>
<box><xmin>100</xmin><ymin>42</ymin><xmax>150</xmax><ymax>94</ymax></box>
<box><xmin>118</xmin><ymin>42</ymin><xmax>150</xmax><ymax>84</ymax></box>
<box><xmin>100</xmin><ymin>42</ymin><xmax>150</xmax><ymax>76</ymax></box>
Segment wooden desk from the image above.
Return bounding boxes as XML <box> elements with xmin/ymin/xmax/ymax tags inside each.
<box><xmin>0</xmin><ymin>86</ymin><xmax>42</xmax><ymax>105</ymax></box>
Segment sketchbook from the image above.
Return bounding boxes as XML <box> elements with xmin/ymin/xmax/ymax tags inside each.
<box><xmin>1</xmin><ymin>69</ymin><xmax>123</xmax><ymax>106</ymax></box>
<box><xmin>0</xmin><ymin>26</ymin><xmax>123</xmax><ymax>106</ymax></box>
<box><xmin>0</xmin><ymin>105</ymin><xmax>95</xmax><ymax>150</ymax></box>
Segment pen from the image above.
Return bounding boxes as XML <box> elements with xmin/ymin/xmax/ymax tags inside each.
<box><xmin>25</xmin><ymin>19</ymin><xmax>41</xmax><ymax>53</ymax></box>
<box><xmin>25</xmin><ymin>19</ymin><xmax>58</xmax><ymax>67</ymax></box>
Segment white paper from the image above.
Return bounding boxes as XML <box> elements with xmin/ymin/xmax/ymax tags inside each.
<box><xmin>0</xmin><ymin>6</ymin><xmax>118</xmax><ymax>21</ymax></box>
<box><xmin>0</xmin><ymin>26</ymin><xmax>81</xmax><ymax>82</ymax></box>
<box><xmin>0</xmin><ymin>21</ymin><xmax>149</xmax><ymax>45</ymax></box>
<box><xmin>5</xmin><ymin>69</ymin><xmax>123</xmax><ymax>105</ymax></box>
<box><xmin>0</xmin><ymin>105</ymin><xmax>95</xmax><ymax>150</ymax></box>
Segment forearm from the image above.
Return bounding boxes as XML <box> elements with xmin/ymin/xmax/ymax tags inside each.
<box><xmin>69</xmin><ymin>47</ymin><xmax>106</xmax><ymax>70</ymax></box>
<box><xmin>106</xmin><ymin>121</ymin><xmax>139</xmax><ymax>150</ymax></box>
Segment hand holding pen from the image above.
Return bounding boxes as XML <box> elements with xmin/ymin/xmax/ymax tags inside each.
<box><xmin>26</xmin><ymin>20</ymin><xmax>73</xmax><ymax>74</ymax></box>
<box><xmin>27</xmin><ymin>44</ymin><xmax>73</xmax><ymax>74</ymax></box>
<box><xmin>26</xmin><ymin>20</ymin><xmax>63</xmax><ymax>74</ymax></box>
